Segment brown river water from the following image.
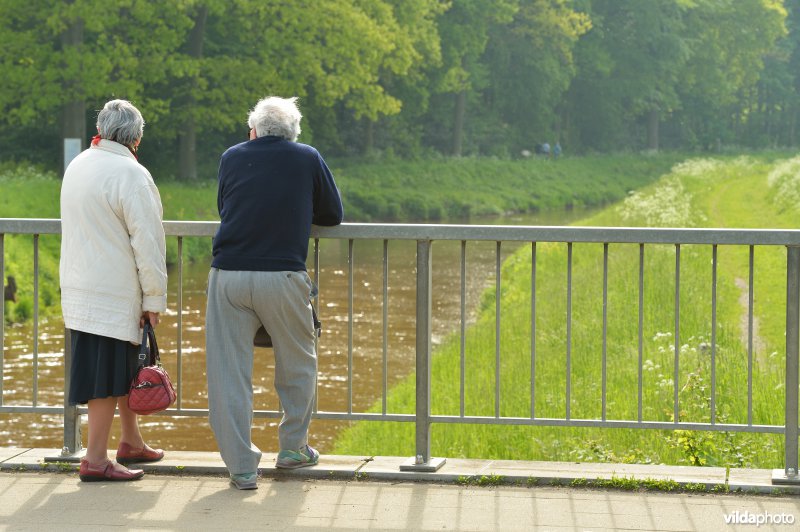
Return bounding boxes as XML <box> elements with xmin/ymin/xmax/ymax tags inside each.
<box><xmin>1</xmin><ymin>210</ymin><xmax>592</xmax><ymax>454</ymax></box>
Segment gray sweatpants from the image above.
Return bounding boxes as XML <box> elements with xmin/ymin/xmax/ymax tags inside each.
<box><xmin>205</xmin><ymin>268</ymin><xmax>317</xmax><ymax>475</ymax></box>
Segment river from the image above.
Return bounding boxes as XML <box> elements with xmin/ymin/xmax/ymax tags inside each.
<box><xmin>1</xmin><ymin>209</ymin><xmax>594</xmax><ymax>454</ymax></box>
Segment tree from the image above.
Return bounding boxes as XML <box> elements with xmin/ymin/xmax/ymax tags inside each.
<box><xmin>564</xmin><ymin>0</ymin><xmax>691</xmax><ymax>152</ymax></box>
<box><xmin>430</xmin><ymin>0</ymin><xmax>519</xmax><ymax>156</ymax></box>
<box><xmin>0</xmin><ymin>0</ymin><xmax>192</xmax><ymax>170</ymax></box>
<box><xmin>307</xmin><ymin>0</ymin><xmax>446</xmax><ymax>156</ymax></box>
<box><xmin>674</xmin><ymin>0</ymin><xmax>786</xmax><ymax>149</ymax></box>
<box><xmin>155</xmin><ymin>0</ymin><xmax>441</xmax><ymax>178</ymax></box>
<box><xmin>483</xmin><ymin>0</ymin><xmax>590</xmax><ymax>154</ymax></box>
<box><xmin>175</xmin><ymin>3</ymin><xmax>209</xmax><ymax>181</ymax></box>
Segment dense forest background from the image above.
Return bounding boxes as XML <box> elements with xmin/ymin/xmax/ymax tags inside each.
<box><xmin>0</xmin><ymin>0</ymin><xmax>797</xmax><ymax>179</ymax></box>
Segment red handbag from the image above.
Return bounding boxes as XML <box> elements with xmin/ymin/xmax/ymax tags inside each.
<box><xmin>128</xmin><ymin>322</ymin><xmax>176</xmax><ymax>415</ymax></box>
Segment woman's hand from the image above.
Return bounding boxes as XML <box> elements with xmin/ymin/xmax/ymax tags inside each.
<box><xmin>140</xmin><ymin>311</ymin><xmax>160</xmax><ymax>328</ymax></box>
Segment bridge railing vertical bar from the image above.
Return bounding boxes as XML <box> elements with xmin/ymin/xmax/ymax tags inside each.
<box><xmin>176</xmin><ymin>236</ymin><xmax>183</xmax><ymax>410</ymax></box>
<box><xmin>0</xmin><ymin>232</ymin><xmax>4</xmax><ymax>405</ymax></box>
<box><xmin>32</xmin><ymin>234</ymin><xmax>39</xmax><ymax>407</ymax></box>
<box><xmin>638</xmin><ymin>244</ymin><xmax>644</xmax><ymax>422</ymax></box>
<box><xmin>460</xmin><ymin>240</ymin><xmax>466</xmax><ymax>418</ymax></box>
<box><xmin>382</xmin><ymin>239</ymin><xmax>389</xmax><ymax>415</ymax></box>
<box><xmin>531</xmin><ymin>242</ymin><xmax>536</xmax><ymax>420</ymax></box>
<box><xmin>62</xmin><ymin>328</ymin><xmax>81</xmax><ymax>455</ymax></box>
<box><xmin>416</xmin><ymin>239</ymin><xmax>432</xmax><ymax>461</ymax></box>
<box><xmin>313</xmin><ymin>238</ymin><xmax>320</xmax><ymax>308</ymax></box>
<box><xmin>602</xmin><ymin>243</ymin><xmax>609</xmax><ymax>421</ymax></box>
<box><xmin>400</xmin><ymin>238</ymin><xmax>444</xmax><ymax>471</ymax></box>
<box><xmin>748</xmin><ymin>245</ymin><xmax>755</xmax><ymax>426</ymax></box>
<box><xmin>566</xmin><ymin>242</ymin><xmax>573</xmax><ymax>420</ymax></box>
<box><xmin>711</xmin><ymin>245</ymin><xmax>718</xmax><ymax>425</ymax></box>
<box><xmin>399</xmin><ymin>238</ymin><xmax>447</xmax><ymax>472</ymax></box>
<box><xmin>347</xmin><ymin>239</ymin><xmax>354</xmax><ymax>414</ymax></box>
<box><xmin>673</xmin><ymin>244</ymin><xmax>681</xmax><ymax>423</ymax></box>
<box><xmin>313</xmin><ymin>238</ymin><xmax>320</xmax><ymax>414</ymax></box>
<box><xmin>495</xmin><ymin>241</ymin><xmax>501</xmax><ymax>419</ymax></box>
<box><xmin>783</xmin><ymin>246</ymin><xmax>800</xmax><ymax>477</ymax></box>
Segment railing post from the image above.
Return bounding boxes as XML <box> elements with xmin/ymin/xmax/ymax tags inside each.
<box><xmin>61</xmin><ymin>328</ymin><xmax>82</xmax><ymax>457</ymax></box>
<box><xmin>1</xmin><ymin>233</ymin><xmax>5</xmax><ymax>406</ymax></box>
<box><xmin>400</xmin><ymin>239</ymin><xmax>445</xmax><ymax>472</ymax></box>
<box><xmin>775</xmin><ymin>246</ymin><xmax>800</xmax><ymax>484</ymax></box>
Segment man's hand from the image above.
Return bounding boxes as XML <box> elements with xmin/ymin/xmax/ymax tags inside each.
<box><xmin>140</xmin><ymin>311</ymin><xmax>160</xmax><ymax>328</ymax></box>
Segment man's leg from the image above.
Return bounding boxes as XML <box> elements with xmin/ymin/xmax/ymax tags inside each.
<box><xmin>205</xmin><ymin>268</ymin><xmax>263</xmax><ymax>474</ymax></box>
<box><xmin>252</xmin><ymin>271</ymin><xmax>317</xmax><ymax>451</ymax></box>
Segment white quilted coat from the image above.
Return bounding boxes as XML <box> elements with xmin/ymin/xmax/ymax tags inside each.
<box><xmin>60</xmin><ymin>139</ymin><xmax>167</xmax><ymax>344</ymax></box>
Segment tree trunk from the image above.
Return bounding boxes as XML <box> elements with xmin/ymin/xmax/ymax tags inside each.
<box><xmin>452</xmin><ymin>90</ymin><xmax>466</xmax><ymax>157</ymax></box>
<box><xmin>60</xmin><ymin>15</ymin><xmax>85</xmax><ymax>173</ymax></box>
<box><xmin>61</xmin><ymin>99</ymin><xmax>85</xmax><ymax>148</ymax></box>
<box><xmin>177</xmin><ymin>5</ymin><xmax>208</xmax><ymax>181</ymax></box>
<box><xmin>363</xmin><ymin>119</ymin><xmax>374</xmax><ymax>154</ymax></box>
<box><xmin>178</xmin><ymin>115</ymin><xmax>197</xmax><ymax>180</ymax></box>
<box><xmin>647</xmin><ymin>107</ymin><xmax>659</xmax><ymax>151</ymax></box>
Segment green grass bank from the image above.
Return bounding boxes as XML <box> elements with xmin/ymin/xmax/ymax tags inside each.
<box><xmin>333</xmin><ymin>153</ymin><xmax>800</xmax><ymax>469</ymax></box>
<box><xmin>1</xmin><ymin>154</ymin><xmax>681</xmax><ymax>322</ymax></box>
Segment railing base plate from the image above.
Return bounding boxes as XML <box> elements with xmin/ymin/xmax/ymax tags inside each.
<box><xmin>45</xmin><ymin>450</ymin><xmax>85</xmax><ymax>463</ymax></box>
<box><xmin>399</xmin><ymin>457</ymin><xmax>446</xmax><ymax>472</ymax></box>
<box><xmin>771</xmin><ymin>469</ymin><xmax>800</xmax><ymax>485</ymax></box>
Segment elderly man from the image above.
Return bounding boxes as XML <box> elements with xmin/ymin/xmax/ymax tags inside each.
<box><xmin>205</xmin><ymin>96</ymin><xmax>343</xmax><ymax>490</ymax></box>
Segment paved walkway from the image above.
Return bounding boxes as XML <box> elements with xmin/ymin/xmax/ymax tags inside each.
<box><xmin>2</xmin><ymin>448</ymin><xmax>800</xmax><ymax>531</ymax></box>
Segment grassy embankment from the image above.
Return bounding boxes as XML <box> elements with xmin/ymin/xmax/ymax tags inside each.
<box><xmin>1</xmin><ymin>154</ymin><xmax>681</xmax><ymax>322</ymax></box>
<box><xmin>333</xmin><ymin>153</ymin><xmax>799</xmax><ymax>468</ymax></box>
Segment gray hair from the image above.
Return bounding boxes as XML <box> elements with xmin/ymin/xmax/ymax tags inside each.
<box><xmin>247</xmin><ymin>96</ymin><xmax>302</xmax><ymax>141</ymax></box>
<box><xmin>96</xmin><ymin>99</ymin><xmax>144</xmax><ymax>147</ymax></box>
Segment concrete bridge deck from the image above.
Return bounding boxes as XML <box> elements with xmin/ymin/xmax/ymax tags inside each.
<box><xmin>2</xmin><ymin>448</ymin><xmax>799</xmax><ymax>531</ymax></box>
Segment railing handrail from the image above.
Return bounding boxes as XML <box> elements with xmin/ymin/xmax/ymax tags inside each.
<box><xmin>5</xmin><ymin>218</ymin><xmax>800</xmax><ymax>246</ymax></box>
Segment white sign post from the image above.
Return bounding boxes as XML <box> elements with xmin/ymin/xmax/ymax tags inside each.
<box><xmin>63</xmin><ymin>138</ymin><xmax>82</xmax><ymax>173</ymax></box>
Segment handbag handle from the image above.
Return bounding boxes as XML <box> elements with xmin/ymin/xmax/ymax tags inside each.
<box><xmin>137</xmin><ymin>322</ymin><xmax>160</xmax><ymax>368</ymax></box>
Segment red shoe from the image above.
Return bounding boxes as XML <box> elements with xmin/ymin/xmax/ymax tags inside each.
<box><xmin>116</xmin><ymin>442</ymin><xmax>165</xmax><ymax>464</ymax></box>
<box><xmin>79</xmin><ymin>459</ymin><xmax>144</xmax><ymax>482</ymax></box>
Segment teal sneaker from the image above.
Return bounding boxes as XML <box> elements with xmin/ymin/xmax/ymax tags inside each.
<box><xmin>276</xmin><ymin>444</ymin><xmax>319</xmax><ymax>469</ymax></box>
<box><xmin>230</xmin><ymin>472</ymin><xmax>258</xmax><ymax>490</ymax></box>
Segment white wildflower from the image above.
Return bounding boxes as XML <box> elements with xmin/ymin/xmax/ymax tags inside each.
<box><xmin>767</xmin><ymin>157</ymin><xmax>800</xmax><ymax>213</ymax></box>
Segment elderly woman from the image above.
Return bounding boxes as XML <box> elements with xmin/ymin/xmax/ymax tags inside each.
<box><xmin>206</xmin><ymin>96</ymin><xmax>343</xmax><ymax>489</ymax></box>
<box><xmin>60</xmin><ymin>99</ymin><xmax>167</xmax><ymax>482</ymax></box>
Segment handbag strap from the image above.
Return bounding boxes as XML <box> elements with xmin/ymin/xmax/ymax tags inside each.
<box><xmin>137</xmin><ymin>322</ymin><xmax>160</xmax><ymax>368</ymax></box>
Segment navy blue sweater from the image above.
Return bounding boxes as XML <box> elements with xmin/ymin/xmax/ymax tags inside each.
<box><xmin>211</xmin><ymin>136</ymin><xmax>343</xmax><ymax>272</ymax></box>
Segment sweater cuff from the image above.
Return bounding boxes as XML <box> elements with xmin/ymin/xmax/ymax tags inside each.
<box><xmin>142</xmin><ymin>294</ymin><xmax>167</xmax><ymax>313</ymax></box>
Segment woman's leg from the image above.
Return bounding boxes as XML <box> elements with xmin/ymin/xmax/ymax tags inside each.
<box><xmin>85</xmin><ymin>396</ymin><xmax>118</xmax><ymax>464</ymax></box>
<box><xmin>117</xmin><ymin>396</ymin><xmax>145</xmax><ymax>449</ymax></box>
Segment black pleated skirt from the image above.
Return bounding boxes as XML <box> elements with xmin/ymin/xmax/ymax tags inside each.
<box><xmin>68</xmin><ymin>329</ymin><xmax>139</xmax><ymax>405</ymax></box>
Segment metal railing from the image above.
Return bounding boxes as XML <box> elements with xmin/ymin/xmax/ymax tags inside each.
<box><xmin>1</xmin><ymin>218</ymin><xmax>798</xmax><ymax>482</ymax></box>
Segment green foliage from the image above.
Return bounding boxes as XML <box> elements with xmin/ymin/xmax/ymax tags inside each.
<box><xmin>480</xmin><ymin>0</ymin><xmax>590</xmax><ymax>153</ymax></box>
<box><xmin>670</xmin><ymin>430</ymin><xmax>713</xmax><ymax>467</ymax></box>
<box><xmin>456</xmin><ymin>474</ymin><xmax>505</xmax><ymax>487</ymax></box>
<box><xmin>711</xmin><ymin>483</ymin><xmax>731</xmax><ymax>493</ymax></box>
<box><xmin>565</xmin><ymin>0</ymin><xmax>787</xmax><ymax>152</ymax></box>
<box><xmin>592</xmin><ymin>476</ymin><xmax>680</xmax><ymax>492</ymax></box>
<box><xmin>0</xmin><ymin>0</ymin><xmax>795</xmax><ymax>171</ymax></box>
<box><xmin>333</xmin><ymin>152</ymin><xmax>683</xmax><ymax>221</ymax></box>
<box><xmin>569</xmin><ymin>475</ymin><xmax>710</xmax><ymax>493</ymax></box>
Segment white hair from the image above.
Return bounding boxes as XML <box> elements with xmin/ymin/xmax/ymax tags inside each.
<box><xmin>247</xmin><ymin>96</ymin><xmax>302</xmax><ymax>141</ymax></box>
<box><xmin>96</xmin><ymin>99</ymin><xmax>144</xmax><ymax>147</ymax></box>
